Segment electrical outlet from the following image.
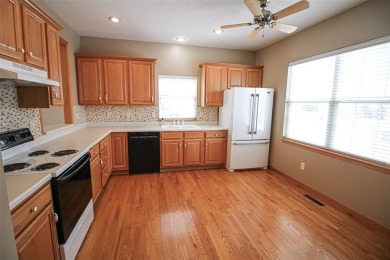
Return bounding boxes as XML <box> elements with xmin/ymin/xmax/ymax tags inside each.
<box><xmin>300</xmin><ymin>162</ymin><xmax>305</xmax><ymax>170</ymax></box>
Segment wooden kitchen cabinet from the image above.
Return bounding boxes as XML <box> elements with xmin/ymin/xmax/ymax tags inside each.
<box><xmin>200</xmin><ymin>64</ymin><xmax>227</xmax><ymax>106</ymax></box>
<box><xmin>128</xmin><ymin>60</ymin><xmax>155</xmax><ymax>105</ymax></box>
<box><xmin>100</xmin><ymin>135</ymin><xmax>112</xmax><ymax>186</ymax></box>
<box><xmin>12</xmin><ymin>183</ymin><xmax>60</xmax><ymax>260</ymax></box>
<box><xmin>228</xmin><ymin>66</ymin><xmax>263</xmax><ymax>88</ymax></box>
<box><xmin>0</xmin><ymin>0</ymin><xmax>24</xmax><ymax>61</ymax></box>
<box><xmin>111</xmin><ymin>132</ymin><xmax>129</xmax><ymax>171</ymax></box>
<box><xmin>90</xmin><ymin>150</ymin><xmax>102</xmax><ymax>202</ymax></box>
<box><xmin>103</xmin><ymin>59</ymin><xmax>128</xmax><ymax>105</ymax></box>
<box><xmin>205</xmin><ymin>131</ymin><xmax>227</xmax><ymax>165</ymax></box>
<box><xmin>21</xmin><ymin>5</ymin><xmax>47</xmax><ymax>69</ymax></box>
<box><xmin>161</xmin><ymin>131</ymin><xmax>226</xmax><ymax>169</ymax></box>
<box><xmin>76</xmin><ymin>55</ymin><xmax>156</xmax><ymax>106</ymax></box>
<box><xmin>76</xmin><ymin>57</ymin><xmax>103</xmax><ymax>105</ymax></box>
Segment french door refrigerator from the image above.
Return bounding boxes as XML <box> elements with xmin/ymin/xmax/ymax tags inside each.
<box><xmin>219</xmin><ymin>87</ymin><xmax>274</xmax><ymax>172</ymax></box>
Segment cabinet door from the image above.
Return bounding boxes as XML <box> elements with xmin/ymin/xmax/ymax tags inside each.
<box><xmin>161</xmin><ymin>140</ymin><xmax>183</xmax><ymax>167</ymax></box>
<box><xmin>227</xmin><ymin>67</ymin><xmax>245</xmax><ymax>88</ymax></box>
<box><xmin>204</xmin><ymin>138</ymin><xmax>227</xmax><ymax>165</ymax></box>
<box><xmin>111</xmin><ymin>133</ymin><xmax>129</xmax><ymax>171</ymax></box>
<box><xmin>0</xmin><ymin>0</ymin><xmax>24</xmax><ymax>61</ymax></box>
<box><xmin>103</xmin><ymin>59</ymin><xmax>128</xmax><ymax>105</ymax></box>
<box><xmin>90</xmin><ymin>156</ymin><xmax>102</xmax><ymax>202</ymax></box>
<box><xmin>76</xmin><ymin>57</ymin><xmax>103</xmax><ymax>105</ymax></box>
<box><xmin>46</xmin><ymin>24</ymin><xmax>63</xmax><ymax>106</ymax></box>
<box><xmin>183</xmin><ymin>139</ymin><xmax>204</xmax><ymax>166</ymax></box>
<box><xmin>16</xmin><ymin>205</ymin><xmax>60</xmax><ymax>260</ymax></box>
<box><xmin>204</xmin><ymin>65</ymin><xmax>227</xmax><ymax>106</ymax></box>
<box><xmin>22</xmin><ymin>5</ymin><xmax>47</xmax><ymax>69</ymax></box>
<box><xmin>128</xmin><ymin>61</ymin><xmax>155</xmax><ymax>105</ymax></box>
<box><xmin>246</xmin><ymin>68</ymin><xmax>263</xmax><ymax>88</ymax></box>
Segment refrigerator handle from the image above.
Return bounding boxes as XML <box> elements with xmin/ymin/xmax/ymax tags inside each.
<box><xmin>249</xmin><ymin>94</ymin><xmax>254</xmax><ymax>134</ymax></box>
<box><xmin>254</xmin><ymin>94</ymin><xmax>260</xmax><ymax>134</ymax></box>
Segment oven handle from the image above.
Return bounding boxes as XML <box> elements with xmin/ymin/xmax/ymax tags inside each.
<box><xmin>57</xmin><ymin>153</ymin><xmax>91</xmax><ymax>182</ymax></box>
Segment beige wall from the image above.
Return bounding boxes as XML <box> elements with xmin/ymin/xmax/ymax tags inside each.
<box><xmin>256</xmin><ymin>0</ymin><xmax>390</xmax><ymax>228</ymax></box>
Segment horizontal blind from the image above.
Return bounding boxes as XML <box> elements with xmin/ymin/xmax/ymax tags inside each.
<box><xmin>283</xmin><ymin>39</ymin><xmax>390</xmax><ymax>167</ymax></box>
<box><xmin>158</xmin><ymin>76</ymin><xmax>197</xmax><ymax>119</ymax></box>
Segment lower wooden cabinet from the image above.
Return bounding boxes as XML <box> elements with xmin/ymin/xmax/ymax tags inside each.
<box><xmin>89</xmin><ymin>134</ymin><xmax>112</xmax><ymax>202</ymax></box>
<box><xmin>11</xmin><ymin>183</ymin><xmax>60</xmax><ymax>260</ymax></box>
<box><xmin>161</xmin><ymin>131</ymin><xmax>226</xmax><ymax>169</ymax></box>
<box><xmin>111</xmin><ymin>132</ymin><xmax>129</xmax><ymax>171</ymax></box>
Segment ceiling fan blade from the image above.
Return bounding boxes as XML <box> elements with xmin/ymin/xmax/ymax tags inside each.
<box><xmin>220</xmin><ymin>23</ymin><xmax>252</xmax><ymax>29</ymax></box>
<box><xmin>246</xmin><ymin>27</ymin><xmax>261</xmax><ymax>41</ymax></box>
<box><xmin>272</xmin><ymin>0</ymin><xmax>309</xmax><ymax>20</ymax></box>
<box><xmin>272</xmin><ymin>22</ymin><xmax>298</xmax><ymax>34</ymax></box>
<box><xmin>244</xmin><ymin>0</ymin><xmax>263</xmax><ymax>17</ymax></box>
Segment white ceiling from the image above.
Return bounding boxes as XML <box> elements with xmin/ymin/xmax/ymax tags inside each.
<box><xmin>41</xmin><ymin>0</ymin><xmax>367</xmax><ymax>51</ymax></box>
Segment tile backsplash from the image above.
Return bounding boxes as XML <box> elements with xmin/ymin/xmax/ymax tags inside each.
<box><xmin>0</xmin><ymin>82</ymin><xmax>219</xmax><ymax>137</ymax></box>
<box><xmin>0</xmin><ymin>82</ymin><xmax>42</xmax><ymax>137</ymax></box>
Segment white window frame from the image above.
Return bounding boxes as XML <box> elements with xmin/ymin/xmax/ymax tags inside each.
<box><xmin>283</xmin><ymin>36</ymin><xmax>390</xmax><ymax>173</ymax></box>
<box><xmin>158</xmin><ymin>75</ymin><xmax>198</xmax><ymax>120</ymax></box>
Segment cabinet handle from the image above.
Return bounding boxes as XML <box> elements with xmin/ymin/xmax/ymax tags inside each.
<box><xmin>206</xmin><ymin>97</ymin><xmax>209</xmax><ymax>103</ymax></box>
<box><xmin>53</xmin><ymin>212</ymin><xmax>59</xmax><ymax>222</ymax></box>
<box><xmin>205</xmin><ymin>141</ymin><xmax>208</xmax><ymax>146</ymax></box>
<box><xmin>20</xmin><ymin>48</ymin><xmax>25</xmax><ymax>53</ymax></box>
<box><xmin>29</xmin><ymin>51</ymin><xmax>33</xmax><ymax>57</ymax></box>
<box><xmin>99</xmin><ymin>95</ymin><xmax>102</xmax><ymax>102</ymax></box>
<box><xmin>31</xmin><ymin>206</ymin><xmax>38</xmax><ymax>212</ymax></box>
<box><xmin>105</xmin><ymin>94</ymin><xmax>108</xmax><ymax>101</ymax></box>
<box><xmin>179</xmin><ymin>142</ymin><xmax>182</xmax><ymax>148</ymax></box>
<box><xmin>184</xmin><ymin>143</ymin><xmax>187</xmax><ymax>148</ymax></box>
<box><xmin>215</xmin><ymin>133</ymin><xmax>218</xmax><ymax>136</ymax></box>
<box><xmin>52</xmin><ymin>89</ymin><xmax>58</xmax><ymax>99</ymax></box>
<box><xmin>100</xmin><ymin>159</ymin><xmax>103</xmax><ymax>165</ymax></box>
<box><xmin>151</xmin><ymin>96</ymin><xmax>154</xmax><ymax>102</ymax></box>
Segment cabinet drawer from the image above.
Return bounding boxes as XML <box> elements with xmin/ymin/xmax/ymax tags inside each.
<box><xmin>184</xmin><ymin>132</ymin><xmax>204</xmax><ymax>139</ymax></box>
<box><xmin>205</xmin><ymin>131</ymin><xmax>227</xmax><ymax>138</ymax></box>
<box><xmin>161</xmin><ymin>132</ymin><xmax>183</xmax><ymax>140</ymax></box>
<box><xmin>12</xmin><ymin>183</ymin><xmax>52</xmax><ymax>237</ymax></box>
<box><xmin>99</xmin><ymin>135</ymin><xmax>110</xmax><ymax>151</ymax></box>
<box><xmin>90</xmin><ymin>144</ymin><xmax>100</xmax><ymax>161</ymax></box>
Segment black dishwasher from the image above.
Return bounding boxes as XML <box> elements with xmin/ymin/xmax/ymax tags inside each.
<box><xmin>128</xmin><ymin>132</ymin><xmax>160</xmax><ymax>174</ymax></box>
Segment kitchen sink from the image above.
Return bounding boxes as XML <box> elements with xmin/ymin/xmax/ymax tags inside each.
<box><xmin>160</xmin><ymin>125</ymin><xmax>201</xmax><ymax>130</ymax></box>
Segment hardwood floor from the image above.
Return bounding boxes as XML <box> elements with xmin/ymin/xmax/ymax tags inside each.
<box><xmin>76</xmin><ymin>169</ymin><xmax>390</xmax><ymax>259</ymax></box>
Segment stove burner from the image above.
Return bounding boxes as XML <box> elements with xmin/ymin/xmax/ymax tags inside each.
<box><xmin>4</xmin><ymin>163</ymin><xmax>32</xmax><ymax>172</ymax></box>
<box><xmin>31</xmin><ymin>163</ymin><xmax>60</xmax><ymax>171</ymax></box>
<box><xmin>51</xmin><ymin>149</ymin><xmax>79</xmax><ymax>157</ymax></box>
<box><xmin>28</xmin><ymin>150</ymin><xmax>49</xmax><ymax>157</ymax></box>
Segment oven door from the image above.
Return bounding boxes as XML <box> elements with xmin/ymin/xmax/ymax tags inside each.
<box><xmin>51</xmin><ymin>153</ymin><xmax>92</xmax><ymax>244</ymax></box>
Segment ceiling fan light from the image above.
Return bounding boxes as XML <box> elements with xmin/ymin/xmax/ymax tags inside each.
<box><xmin>213</xmin><ymin>29</ymin><xmax>224</xmax><ymax>34</ymax></box>
<box><xmin>175</xmin><ymin>36</ymin><xmax>187</xmax><ymax>42</ymax></box>
<box><xmin>108</xmin><ymin>16</ymin><xmax>120</xmax><ymax>23</ymax></box>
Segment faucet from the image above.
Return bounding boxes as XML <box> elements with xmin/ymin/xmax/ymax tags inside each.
<box><xmin>169</xmin><ymin>113</ymin><xmax>180</xmax><ymax>125</ymax></box>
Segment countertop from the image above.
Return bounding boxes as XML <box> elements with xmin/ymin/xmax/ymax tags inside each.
<box><xmin>4</xmin><ymin>124</ymin><xmax>227</xmax><ymax>210</ymax></box>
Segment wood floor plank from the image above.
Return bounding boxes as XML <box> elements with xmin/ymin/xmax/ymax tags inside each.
<box><xmin>76</xmin><ymin>169</ymin><xmax>390</xmax><ymax>259</ymax></box>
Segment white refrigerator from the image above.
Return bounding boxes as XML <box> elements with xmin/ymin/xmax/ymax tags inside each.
<box><xmin>219</xmin><ymin>87</ymin><xmax>274</xmax><ymax>172</ymax></box>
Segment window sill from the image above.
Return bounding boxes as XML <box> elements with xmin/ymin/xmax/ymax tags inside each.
<box><xmin>282</xmin><ymin>137</ymin><xmax>390</xmax><ymax>175</ymax></box>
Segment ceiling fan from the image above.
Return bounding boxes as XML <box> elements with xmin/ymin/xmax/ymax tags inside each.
<box><xmin>220</xmin><ymin>0</ymin><xmax>310</xmax><ymax>41</ymax></box>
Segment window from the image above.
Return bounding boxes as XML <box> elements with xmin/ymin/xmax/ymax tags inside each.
<box><xmin>159</xmin><ymin>75</ymin><xmax>197</xmax><ymax>119</ymax></box>
<box><xmin>283</xmin><ymin>37</ymin><xmax>390</xmax><ymax>168</ymax></box>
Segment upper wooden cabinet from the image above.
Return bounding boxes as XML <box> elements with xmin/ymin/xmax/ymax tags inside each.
<box><xmin>76</xmin><ymin>57</ymin><xmax>103</xmax><ymax>105</ymax></box>
<box><xmin>200</xmin><ymin>62</ymin><xmax>264</xmax><ymax>106</ymax></box>
<box><xmin>46</xmin><ymin>24</ymin><xmax>62</xmax><ymax>106</ymax></box>
<box><xmin>200</xmin><ymin>64</ymin><xmax>227</xmax><ymax>107</ymax></box>
<box><xmin>76</xmin><ymin>55</ymin><xmax>156</xmax><ymax>106</ymax></box>
<box><xmin>0</xmin><ymin>0</ymin><xmax>24</xmax><ymax>61</ymax></box>
<box><xmin>128</xmin><ymin>61</ymin><xmax>155</xmax><ymax>105</ymax></box>
<box><xmin>228</xmin><ymin>66</ymin><xmax>263</xmax><ymax>88</ymax></box>
<box><xmin>103</xmin><ymin>59</ymin><xmax>128</xmax><ymax>105</ymax></box>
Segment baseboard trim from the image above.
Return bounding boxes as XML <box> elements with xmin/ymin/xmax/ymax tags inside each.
<box><xmin>269</xmin><ymin>166</ymin><xmax>390</xmax><ymax>236</ymax></box>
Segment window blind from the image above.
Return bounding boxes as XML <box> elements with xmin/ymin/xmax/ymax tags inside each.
<box><xmin>158</xmin><ymin>76</ymin><xmax>197</xmax><ymax>119</ymax></box>
<box><xmin>283</xmin><ymin>37</ymin><xmax>390</xmax><ymax>167</ymax></box>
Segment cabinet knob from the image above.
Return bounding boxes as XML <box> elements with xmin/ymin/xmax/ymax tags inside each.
<box><xmin>53</xmin><ymin>212</ymin><xmax>59</xmax><ymax>222</ymax></box>
<box><xmin>205</xmin><ymin>141</ymin><xmax>208</xmax><ymax>146</ymax></box>
<box><xmin>20</xmin><ymin>48</ymin><xmax>25</xmax><ymax>53</ymax></box>
<box><xmin>215</xmin><ymin>134</ymin><xmax>218</xmax><ymax>136</ymax></box>
<box><xmin>29</xmin><ymin>51</ymin><xmax>33</xmax><ymax>57</ymax></box>
<box><xmin>99</xmin><ymin>95</ymin><xmax>102</xmax><ymax>102</ymax></box>
<box><xmin>31</xmin><ymin>206</ymin><xmax>38</xmax><ymax>212</ymax></box>
<box><xmin>105</xmin><ymin>94</ymin><xmax>108</xmax><ymax>101</ymax></box>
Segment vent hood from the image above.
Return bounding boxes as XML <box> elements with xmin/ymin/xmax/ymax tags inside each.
<box><xmin>0</xmin><ymin>58</ymin><xmax>60</xmax><ymax>87</ymax></box>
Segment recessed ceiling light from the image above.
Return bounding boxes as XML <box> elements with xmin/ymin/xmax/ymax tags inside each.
<box><xmin>213</xmin><ymin>29</ymin><xmax>224</xmax><ymax>34</ymax></box>
<box><xmin>108</xmin><ymin>16</ymin><xmax>121</xmax><ymax>23</ymax></box>
<box><xmin>175</xmin><ymin>36</ymin><xmax>187</xmax><ymax>42</ymax></box>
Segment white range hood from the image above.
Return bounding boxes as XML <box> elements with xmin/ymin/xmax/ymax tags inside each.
<box><xmin>0</xmin><ymin>58</ymin><xmax>60</xmax><ymax>87</ymax></box>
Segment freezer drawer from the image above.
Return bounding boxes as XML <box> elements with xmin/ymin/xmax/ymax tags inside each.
<box><xmin>226</xmin><ymin>140</ymin><xmax>269</xmax><ymax>171</ymax></box>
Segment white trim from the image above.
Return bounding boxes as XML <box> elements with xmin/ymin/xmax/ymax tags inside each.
<box><xmin>289</xmin><ymin>35</ymin><xmax>390</xmax><ymax>67</ymax></box>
